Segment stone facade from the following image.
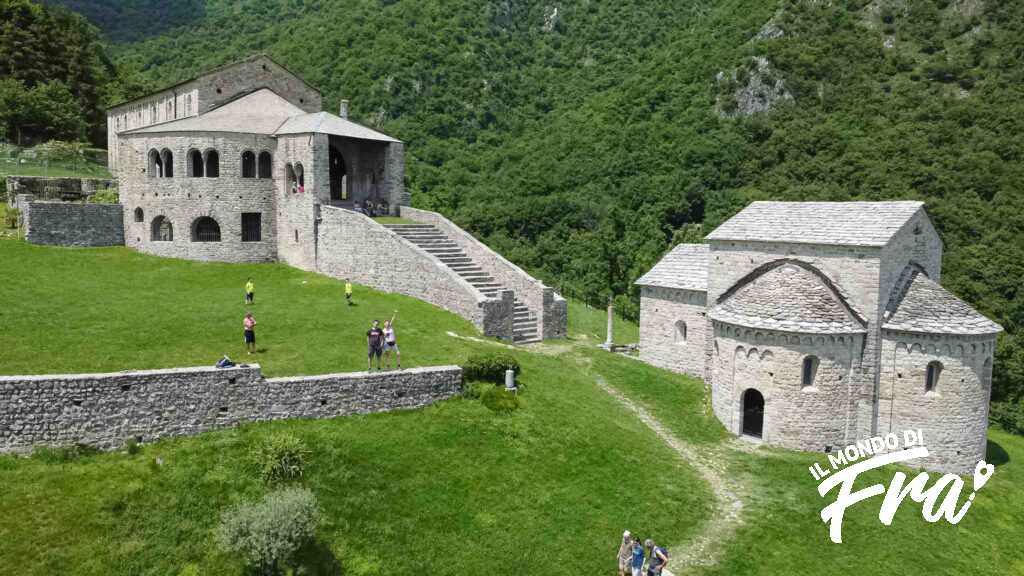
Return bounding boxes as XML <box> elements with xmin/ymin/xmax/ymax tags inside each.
<box><xmin>0</xmin><ymin>364</ymin><xmax>461</xmax><ymax>453</ymax></box>
<box><xmin>637</xmin><ymin>202</ymin><xmax>1001</xmax><ymax>474</ymax></box>
<box><xmin>106</xmin><ymin>54</ymin><xmax>322</xmax><ymax>173</ymax></box>
<box><xmin>24</xmin><ymin>201</ymin><xmax>124</xmax><ymax>247</ymax></box>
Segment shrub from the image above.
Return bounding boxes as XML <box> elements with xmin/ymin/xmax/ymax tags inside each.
<box><xmin>5</xmin><ymin>207</ymin><xmax>20</xmax><ymax>229</ymax></box>
<box><xmin>91</xmin><ymin>187</ymin><xmax>119</xmax><ymax>204</ymax></box>
<box><xmin>991</xmin><ymin>400</ymin><xmax>1024</xmax><ymax>435</ymax></box>
<box><xmin>462</xmin><ymin>381</ymin><xmax>491</xmax><ymax>400</ymax></box>
<box><xmin>125</xmin><ymin>437</ymin><xmax>141</xmax><ymax>455</ymax></box>
<box><xmin>33</xmin><ymin>442</ymin><xmax>100</xmax><ymax>463</ymax></box>
<box><xmin>464</xmin><ymin>352</ymin><xmax>521</xmax><ymax>383</ymax></box>
<box><xmin>481</xmin><ymin>386</ymin><xmax>520</xmax><ymax>414</ymax></box>
<box><xmin>216</xmin><ymin>487</ymin><xmax>320</xmax><ymax>576</ymax></box>
<box><xmin>249</xmin><ymin>433</ymin><xmax>310</xmax><ymax>483</ymax></box>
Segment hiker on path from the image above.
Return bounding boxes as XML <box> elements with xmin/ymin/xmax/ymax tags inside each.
<box><xmin>245</xmin><ymin>277</ymin><xmax>254</xmax><ymax>304</ymax></box>
<box><xmin>244</xmin><ymin>312</ymin><xmax>257</xmax><ymax>355</ymax></box>
<box><xmin>367</xmin><ymin>320</ymin><xmax>385</xmax><ymax>370</ymax></box>
<box><xmin>383</xmin><ymin>311</ymin><xmax>401</xmax><ymax>370</ymax></box>
<box><xmin>630</xmin><ymin>536</ymin><xmax>645</xmax><ymax>576</ymax></box>
<box><xmin>345</xmin><ymin>280</ymin><xmax>353</xmax><ymax>306</ymax></box>
<box><xmin>617</xmin><ymin>530</ymin><xmax>633</xmax><ymax>576</ymax></box>
<box><xmin>645</xmin><ymin>539</ymin><xmax>669</xmax><ymax>576</ymax></box>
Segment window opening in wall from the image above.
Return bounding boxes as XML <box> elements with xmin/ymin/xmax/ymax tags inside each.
<box><xmin>241</xmin><ymin>151</ymin><xmax>256</xmax><ymax>178</ymax></box>
<box><xmin>161</xmin><ymin>149</ymin><xmax>173</xmax><ymax>177</ymax></box>
<box><xmin>925</xmin><ymin>361</ymin><xmax>942</xmax><ymax>392</ymax></box>
<box><xmin>242</xmin><ymin>213</ymin><xmax>262</xmax><ymax>242</ymax></box>
<box><xmin>205</xmin><ymin>150</ymin><xmax>220</xmax><ymax>177</ymax></box>
<box><xmin>295</xmin><ymin>163</ymin><xmax>305</xmax><ymax>192</ymax></box>
<box><xmin>192</xmin><ymin>217</ymin><xmax>221</xmax><ymax>242</ymax></box>
<box><xmin>148</xmin><ymin>149</ymin><xmax>163</xmax><ymax>177</ymax></box>
<box><xmin>258</xmin><ymin>152</ymin><xmax>272</xmax><ymax>178</ymax></box>
<box><xmin>188</xmin><ymin>149</ymin><xmax>204</xmax><ymax>177</ymax></box>
<box><xmin>286</xmin><ymin>163</ymin><xmax>296</xmax><ymax>193</ymax></box>
<box><xmin>151</xmin><ymin>216</ymin><xmax>173</xmax><ymax>241</ymax></box>
<box><xmin>134</xmin><ymin>207</ymin><xmax>144</xmax><ymax>223</ymax></box>
<box><xmin>294</xmin><ymin>229</ymin><xmax>299</xmax><ymax>243</ymax></box>
<box><xmin>674</xmin><ymin>320</ymin><xmax>687</xmax><ymax>344</ymax></box>
<box><xmin>802</xmin><ymin>356</ymin><xmax>819</xmax><ymax>388</ymax></box>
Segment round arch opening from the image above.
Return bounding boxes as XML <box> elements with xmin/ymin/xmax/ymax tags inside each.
<box><xmin>741</xmin><ymin>388</ymin><xmax>764</xmax><ymax>439</ymax></box>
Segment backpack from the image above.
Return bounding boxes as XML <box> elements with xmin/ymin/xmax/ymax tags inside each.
<box><xmin>216</xmin><ymin>355</ymin><xmax>236</xmax><ymax>369</ymax></box>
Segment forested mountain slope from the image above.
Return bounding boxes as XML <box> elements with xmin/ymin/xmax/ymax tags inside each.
<box><xmin>49</xmin><ymin>0</ymin><xmax>1024</xmax><ymax>412</ymax></box>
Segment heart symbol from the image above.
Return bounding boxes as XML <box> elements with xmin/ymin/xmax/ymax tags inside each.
<box><xmin>973</xmin><ymin>460</ymin><xmax>995</xmax><ymax>491</ymax></box>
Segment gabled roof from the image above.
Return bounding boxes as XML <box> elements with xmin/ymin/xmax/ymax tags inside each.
<box><xmin>706</xmin><ymin>201</ymin><xmax>925</xmax><ymax>247</ymax></box>
<box><xmin>123</xmin><ymin>89</ymin><xmax>306</xmax><ymax>135</ymax></box>
<box><xmin>883</xmin><ymin>266</ymin><xmax>1002</xmax><ymax>335</ymax></box>
<box><xmin>709</xmin><ymin>261</ymin><xmax>867</xmax><ymax>334</ymax></box>
<box><xmin>635</xmin><ymin>244</ymin><xmax>709</xmax><ymax>292</ymax></box>
<box><xmin>108</xmin><ymin>53</ymin><xmax>320</xmax><ymax>110</ymax></box>
<box><xmin>274</xmin><ymin>112</ymin><xmax>401</xmax><ymax>143</ymax></box>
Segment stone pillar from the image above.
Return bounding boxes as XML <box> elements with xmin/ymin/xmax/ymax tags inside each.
<box><xmin>603</xmin><ymin>297</ymin><xmax>614</xmax><ymax>350</ymax></box>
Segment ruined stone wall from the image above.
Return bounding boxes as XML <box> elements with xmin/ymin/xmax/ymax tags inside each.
<box><xmin>119</xmin><ymin>132</ymin><xmax>278</xmax><ymax>263</ymax></box>
<box><xmin>5</xmin><ymin>176</ymin><xmax>114</xmax><ymax>203</ymax></box>
<box><xmin>402</xmin><ymin>207</ymin><xmax>566</xmax><ymax>339</ymax></box>
<box><xmin>879</xmin><ymin>331</ymin><xmax>994</xmax><ymax>474</ymax></box>
<box><xmin>24</xmin><ymin>201</ymin><xmax>124</xmax><ymax>247</ymax></box>
<box><xmin>711</xmin><ymin>322</ymin><xmax>864</xmax><ymax>452</ymax></box>
<box><xmin>640</xmin><ymin>286</ymin><xmax>707</xmax><ymax>377</ymax></box>
<box><xmin>0</xmin><ymin>365</ymin><xmax>461</xmax><ymax>453</ymax></box>
<box><xmin>316</xmin><ymin>206</ymin><xmax>513</xmax><ymax>338</ymax></box>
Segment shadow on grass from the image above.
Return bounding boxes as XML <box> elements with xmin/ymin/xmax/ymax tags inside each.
<box><xmin>294</xmin><ymin>539</ymin><xmax>344</xmax><ymax>575</ymax></box>
<box><xmin>986</xmin><ymin>439</ymin><xmax>1010</xmax><ymax>467</ymax></box>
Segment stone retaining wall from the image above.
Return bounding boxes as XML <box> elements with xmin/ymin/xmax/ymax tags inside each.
<box><xmin>25</xmin><ymin>201</ymin><xmax>124</xmax><ymax>247</ymax></box>
<box><xmin>401</xmin><ymin>207</ymin><xmax>567</xmax><ymax>339</ymax></box>
<box><xmin>315</xmin><ymin>205</ymin><xmax>513</xmax><ymax>338</ymax></box>
<box><xmin>0</xmin><ymin>364</ymin><xmax>461</xmax><ymax>453</ymax></box>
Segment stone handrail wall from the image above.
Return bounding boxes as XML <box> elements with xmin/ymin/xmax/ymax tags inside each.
<box><xmin>401</xmin><ymin>207</ymin><xmax>567</xmax><ymax>339</ymax></box>
<box><xmin>24</xmin><ymin>201</ymin><xmax>125</xmax><ymax>247</ymax></box>
<box><xmin>0</xmin><ymin>364</ymin><xmax>462</xmax><ymax>453</ymax></box>
<box><xmin>315</xmin><ymin>206</ymin><xmax>513</xmax><ymax>338</ymax></box>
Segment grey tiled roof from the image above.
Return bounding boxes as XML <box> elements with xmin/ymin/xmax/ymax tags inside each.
<box><xmin>635</xmin><ymin>244</ymin><xmax>709</xmax><ymax>291</ymax></box>
<box><xmin>884</xmin><ymin>267</ymin><xmax>1002</xmax><ymax>335</ymax></box>
<box><xmin>706</xmin><ymin>201</ymin><xmax>925</xmax><ymax>247</ymax></box>
<box><xmin>709</xmin><ymin>262</ymin><xmax>866</xmax><ymax>334</ymax></box>
<box><xmin>126</xmin><ymin>89</ymin><xmax>305</xmax><ymax>135</ymax></box>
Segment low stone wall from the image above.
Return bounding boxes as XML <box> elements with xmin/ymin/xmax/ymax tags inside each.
<box><xmin>0</xmin><ymin>364</ymin><xmax>462</xmax><ymax>453</ymax></box>
<box><xmin>316</xmin><ymin>205</ymin><xmax>513</xmax><ymax>338</ymax></box>
<box><xmin>25</xmin><ymin>201</ymin><xmax>125</xmax><ymax>247</ymax></box>
<box><xmin>5</xmin><ymin>176</ymin><xmax>114</xmax><ymax>203</ymax></box>
<box><xmin>401</xmin><ymin>207</ymin><xmax>567</xmax><ymax>339</ymax></box>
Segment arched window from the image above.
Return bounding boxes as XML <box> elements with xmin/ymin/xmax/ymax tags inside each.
<box><xmin>151</xmin><ymin>216</ymin><xmax>173</xmax><ymax>242</ymax></box>
<box><xmin>925</xmin><ymin>361</ymin><xmax>942</xmax><ymax>392</ymax></box>
<box><xmin>188</xmin><ymin>149</ymin><xmax>204</xmax><ymax>177</ymax></box>
<box><xmin>134</xmin><ymin>207</ymin><xmax>144</xmax><ymax>223</ymax></box>
<box><xmin>161</xmin><ymin>149</ymin><xmax>174</xmax><ymax>177</ymax></box>
<box><xmin>674</xmin><ymin>320</ymin><xmax>687</xmax><ymax>344</ymax></box>
<box><xmin>802</xmin><ymin>356</ymin><xmax>819</xmax><ymax>388</ymax></box>
<box><xmin>204</xmin><ymin>150</ymin><xmax>219</xmax><ymax>178</ymax></box>
<box><xmin>295</xmin><ymin>163</ymin><xmax>305</xmax><ymax>192</ymax></box>
<box><xmin>241</xmin><ymin>151</ymin><xmax>256</xmax><ymax>178</ymax></box>
<box><xmin>148</xmin><ymin>149</ymin><xmax>163</xmax><ymax>178</ymax></box>
<box><xmin>258</xmin><ymin>151</ymin><xmax>272</xmax><ymax>179</ymax></box>
<box><xmin>286</xmin><ymin>163</ymin><xmax>296</xmax><ymax>193</ymax></box>
<box><xmin>192</xmin><ymin>217</ymin><xmax>221</xmax><ymax>242</ymax></box>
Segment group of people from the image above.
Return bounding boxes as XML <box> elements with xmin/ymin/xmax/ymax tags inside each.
<box><xmin>617</xmin><ymin>531</ymin><xmax>670</xmax><ymax>576</ymax></box>
<box><xmin>353</xmin><ymin>200</ymin><xmax>389</xmax><ymax>217</ymax></box>
<box><xmin>238</xmin><ymin>277</ymin><xmax>401</xmax><ymax>370</ymax></box>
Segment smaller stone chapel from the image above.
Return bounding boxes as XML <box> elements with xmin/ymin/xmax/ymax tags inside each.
<box><xmin>637</xmin><ymin>201</ymin><xmax>1001</xmax><ymax>474</ymax></box>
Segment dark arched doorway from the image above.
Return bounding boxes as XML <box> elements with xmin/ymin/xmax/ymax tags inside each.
<box><xmin>741</xmin><ymin>389</ymin><xmax>764</xmax><ymax>438</ymax></box>
<box><xmin>329</xmin><ymin>144</ymin><xmax>346</xmax><ymax>201</ymax></box>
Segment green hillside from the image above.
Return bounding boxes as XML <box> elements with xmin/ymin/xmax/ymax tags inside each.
<box><xmin>37</xmin><ymin>0</ymin><xmax>1024</xmax><ymax>417</ymax></box>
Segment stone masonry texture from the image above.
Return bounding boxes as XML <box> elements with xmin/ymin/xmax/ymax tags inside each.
<box><xmin>637</xmin><ymin>202</ymin><xmax>1000</xmax><ymax>474</ymax></box>
<box><xmin>25</xmin><ymin>201</ymin><xmax>124</xmax><ymax>247</ymax></box>
<box><xmin>0</xmin><ymin>365</ymin><xmax>461</xmax><ymax>453</ymax></box>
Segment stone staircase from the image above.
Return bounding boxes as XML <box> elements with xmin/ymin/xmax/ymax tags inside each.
<box><xmin>384</xmin><ymin>223</ymin><xmax>541</xmax><ymax>344</ymax></box>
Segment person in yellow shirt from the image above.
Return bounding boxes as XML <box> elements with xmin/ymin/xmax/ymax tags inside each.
<box><xmin>345</xmin><ymin>280</ymin><xmax>353</xmax><ymax>306</ymax></box>
<box><xmin>245</xmin><ymin>277</ymin><xmax>255</xmax><ymax>304</ymax></box>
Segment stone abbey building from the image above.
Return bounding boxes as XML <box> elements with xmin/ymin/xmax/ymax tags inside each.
<box><xmin>93</xmin><ymin>54</ymin><xmax>564</xmax><ymax>343</ymax></box>
<box><xmin>637</xmin><ymin>201</ymin><xmax>1001</xmax><ymax>473</ymax></box>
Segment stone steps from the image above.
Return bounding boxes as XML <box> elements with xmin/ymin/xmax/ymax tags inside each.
<box><xmin>386</xmin><ymin>222</ymin><xmax>541</xmax><ymax>345</ymax></box>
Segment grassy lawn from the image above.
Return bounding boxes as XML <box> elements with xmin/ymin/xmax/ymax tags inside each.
<box><xmin>567</xmin><ymin>299</ymin><xmax>639</xmax><ymax>345</ymax></box>
<box><xmin>372</xmin><ymin>216</ymin><xmax>418</xmax><ymax>225</ymax></box>
<box><xmin>1</xmin><ymin>238</ymin><xmax>1022</xmax><ymax>575</ymax></box>
<box><xmin>0</xmin><ymin>158</ymin><xmax>111</xmax><ymax>180</ymax></box>
<box><xmin>0</xmin><ymin>239</ymin><xmax>712</xmax><ymax>575</ymax></box>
